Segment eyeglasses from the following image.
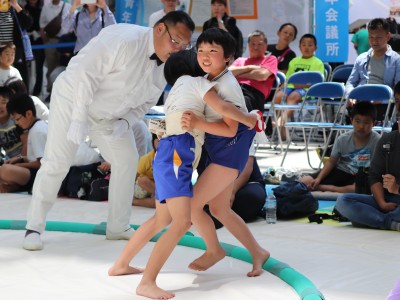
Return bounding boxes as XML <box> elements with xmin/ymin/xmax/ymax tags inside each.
<box><xmin>14</xmin><ymin>115</ymin><xmax>23</xmax><ymax>122</ymax></box>
<box><xmin>165</xmin><ymin>24</ymin><xmax>192</xmax><ymax>50</ymax></box>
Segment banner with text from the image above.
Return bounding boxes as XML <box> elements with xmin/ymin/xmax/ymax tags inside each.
<box><xmin>315</xmin><ymin>0</ymin><xmax>348</xmax><ymax>63</ymax></box>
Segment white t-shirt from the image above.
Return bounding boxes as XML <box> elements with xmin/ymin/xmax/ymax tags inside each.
<box><xmin>31</xmin><ymin>96</ymin><xmax>49</xmax><ymax>122</ymax></box>
<box><xmin>0</xmin><ymin>66</ymin><xmax>22</xmax><ymax>85</ymax></box>
<box><xmin>204</xmin><ymin>69</ymin><xmax>247</xmax><ymax>122</ymax></box>
<box><xmin>27</xmin><ymin>119</ymin><xmax>47</xmax><ymax>162</ymax></box>
<box><xmin>164</xmin><ymin>75</ymin><xmax>215</xmax><ymax>138</ymax></box>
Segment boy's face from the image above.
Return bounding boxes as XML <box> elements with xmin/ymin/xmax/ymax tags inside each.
<box><xmin>0</xmin><ymin>95</ymin><xmax>9</xmax><ymax>120</ymax></box>
<box><xmin>351</xmin><ymin>114</ymin><xmax>375</xmax><ymax>139</ymax></box>
<box><xmin>299</xmin><ymin>38</ymin><xmax>316</xmax><ymax>59</ymax></box>
<box><xmin>0</xmin><ymin>47</ymin><xmax>15</xmax><ymax>67</ymax></box>
<box><xmin>197</xmin><ymin>42</ymin><xmax>230</xmax><ymax>79</ymax></box>
<box><xmin>11</xmin><ymin>111</ymin><xmax>33</xmax><ymax>130</ymax></box>
<box><xmin>368</xmin><ymin>29</ymin><xmax>390</xmax><ymax>53</ymax></box>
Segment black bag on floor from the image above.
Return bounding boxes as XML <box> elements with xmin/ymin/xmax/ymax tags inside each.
<box><xmin>272</xmin><ymin>181</ymin><xmax>318</xmax><ymax>219</ymax></box>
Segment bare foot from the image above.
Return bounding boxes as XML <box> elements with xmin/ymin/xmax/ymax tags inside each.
<box><xmin>136</xmin><ymin>281</ymin><xmax>175</xmax><ymax>299</ymax></box>
<box><xmin>108</xmin><ymin>264</ymin><xmax>143</xmax><ymax>276</ymax></box>
<box><xmin>247</xmin><ymin>249</ymin><xmax>270</xmax><ymax>277</ymax></box>
<box><xmin>188</xmin><ymin>248</ymin><xmax>225</xmax><ymax>271</ymax></box>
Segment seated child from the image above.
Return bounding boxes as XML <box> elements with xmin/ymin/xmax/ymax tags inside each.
<box><xmin>0</xmin><ymin>86</ymin><xmax>23</xmax><ymax>160</ymax></box>
<box><xmin>0</xmin><ymin>94</ymin><xmax>47</xmax><ymax>193</ymax></box>
<box><xmin>132</xmin><ymin>133</ymin><xmax>159</xmax><ymax>208</ymax></box>
<box><xmin>0</xmin><ymin>43</ymin><xmax>23</xmax><ymax>86</ymax></box>
<box><xmin>273</xmin><ymin>33</ymin><xmax>325</xmax><ymax>139</ymax></box>
<box><xmin>300</xmin><ymin>101</ymin><xmax>381</xmax><ymax>193</ymax></box>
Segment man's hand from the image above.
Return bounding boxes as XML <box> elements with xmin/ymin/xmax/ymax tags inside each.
<box><xmin>181</xmin><ymin>111</ymin><xmax>199</xmax><ymax>131</ymax></box>
<box><xmin>379</xmin><ymin>201</ymin><xmax>399</xmax><ymax>213</ymax></box>
<box><xmin>382</xmin><ymin>174</ymin><xmax>398</xmax><ymax>194</ymax></box>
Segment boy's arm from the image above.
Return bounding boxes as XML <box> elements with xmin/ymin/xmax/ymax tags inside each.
<box><xmin>203</xmin><ymin>88</ymin><xmax>257</xmax><ymax>129</ymax></box>
<box><xmin>181</xmin><ymin>111</ymin><xmax>238</xmax><ymax>137</ymax></box>
<box><xmin>15</xmin><ymin>158</ymin><xmax>41</xmax><ymax>170</ymax></box>
<box><xmin>311</xmin><ymin>156</ymin><xmax>338</xmax><ymax>189</ymax></box>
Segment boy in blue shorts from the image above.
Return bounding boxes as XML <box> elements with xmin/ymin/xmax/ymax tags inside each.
<box><xmin>182</xmin><ymin>28</ymin><xmax>270</xmax><ymax>277</ymax></box>
<box><xmin>108</xmin><ymin>50</ymin><xmax>259</xmax><ymax>299</ymax></box>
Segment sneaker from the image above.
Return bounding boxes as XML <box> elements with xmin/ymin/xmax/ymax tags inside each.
<box><xmin>106</xmin><ymin>227</ymin><xmax>135</xmax><ymax>240</ymax></box>
<box><xmin>23</xmin><ymin>232</ymin><xmax>43</xmax><ymax>251</ymax></box>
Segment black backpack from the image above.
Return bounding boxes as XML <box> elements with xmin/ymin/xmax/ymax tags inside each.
<box><xmin>272</xmin><ymin>181</ymin><xmax>318</xmax><ymax>219</ymax></box>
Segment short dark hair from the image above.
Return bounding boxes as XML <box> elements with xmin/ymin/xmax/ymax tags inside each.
<box><xmin>247</xmin><ymin>30</ymin><xmax>267</xmax><ymax>44</ymax></box>
<box><xmin>394</xmin><ymin>81</ymin><xmax>400</xmax><ymax>95</ymax></box>
<box><xmin>196</xmin><ymin>28</ymin><xmax>236</xmax><ymax>60</ymax></box>
<box><xmin>299</xmin><ymin>33</ymin><xmax>317</xmax><ymax>46</ymax></box>
<box><xmin>7</xmin><ymin>93</ymin><xmax>36</xmax><ymax>117</ymax></box>
<box><xmin>368</xmin><ymin>18</ymin><xmax>389</xmax><ymax>33</ymax></box>
<box><xmin>211</xmin><ymin>0</ymin><xmax>226</xmax><ymax>6</ymax></box>
<box><xmin>351</xmin><ymin>101</ymin><xmax>377</xmax><ymax>121</ymax></box>
<box><xmin>4</xmin><ymin>77</ymin><xmax>28</xmax><ymax>94</ymax></box>
<box><xmin>278</xmin><ymin>23</ymin><xmax>298</xmax><ymax>40</ymax></box>
<box><xmin>0</xmin><ymin>86</ymin><xmax>11</xmax><ymax>99</ymax></box>
<box><xmin>155</xmin><ymin>10</ymin><xmax>195</xmax><ymax>32</ymax></box>
<box><xmin>0</xmin><ymin>42</ymin><xmax>15</xmax><ymax>55</ymax></box>
<box><xmin>164</xmin><ymin>50</ymin><xmax>206</xmax><ymax>86</ymax></box>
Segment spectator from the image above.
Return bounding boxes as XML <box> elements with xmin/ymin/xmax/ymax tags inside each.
<box><xmin>148</xmin><ymin>0</ymin><xmax>178</xmax><ymax>28</ymax></box>
<box><xmin>204</xmin><ymin>143</ymin><xmax>266</xmax><ymax>229</ymax></box>
<box><xmin>202</xmin><ymin>0</ymin><xmax>243</xmax><ymax>59</ymax></box>
<box><xmin>300</xmin><ymin>101</ymin><xmax>380</xmax><ymax>193</ymax></box>
<box><xmin>229</xmin><ymin>30</ymin><xmax>278</xmax><ymax>112</ymax></box>
<box><xmin>0</xmin><ymin>42</ymin><xmax>22</xmax><ymax>85</ymax></box>
<box><xmin>345</xmin><ymin>18</ymin><xmax>400</xmax><ymax>122</ymax></box>
<box><xmin>0</xmin><ymin>94</ymin><xmax>46</xmax><ymax>193</ymax></box>
<box><xmin>25</xmin><ymin>0</ymin><xmax>45</xmax><ymax>97</ymax></box>
<box><xmin>351</xmin><ymin>23</ymin><xmax>369</xmax><ymax>55</ymax></box>
<box><xmin>0</xmin><ymin>0</ymin><xmax>32</xmax><ymax>88</ymax></box>
<box><xmin>62</xmin><ymin>0</ymin><xmax>116</xmax><ymax>55</ymax></box>
<box><xmin>274</xmin><ymin>33</ymin><xmax>324</xmax><ymax>140</ymax></box>
<box><xmin>335</xmin><ymin>110</ymin><xmax>400</xmax><ymax>231</ymax></box>
<box><xmin>132</xmin><ymin>134</ymin><xmax>158</xmax><ymax>208</ymax></box>
<box><xmin>0</xmin><ymin>86</ymin><xmax>22</xmax><ymax>159</ymax></box>
<box><xmin>387</xmin><ymin>17</ymin><xmax>400</xmax><ymax>53</ymax></box>
<box><xmin>267</xmin><ymin>23</ymin><xmax>297</xmax><ymax>73</ymax></box>
<box><xmin>4</xmin><ymin>77</ymin><xmax>49</xmax><ymax>122</ymax></box>
<box><xmin>40</xmin><ymin>0</ymin><xmax>71</xmax><ymax>98</ymax></box>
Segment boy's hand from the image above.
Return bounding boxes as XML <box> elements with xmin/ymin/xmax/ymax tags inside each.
<box><xmin>249</xmin><ymin>110</ymin><xmax>265</xmax><ymax>132</ymax></box>
<box><xmin>382</xmin><ymin>174</ymin><xmax>398</xmax><ymax>194</ymax></box>
<box><xmin>379</xmin><ymin>201</ymin><xmax>399</xmax><ymax>212</ymax></box>
<box><xmin>310</xmin><ymin>178</ymin><xmax>321</xmax><ymax>190</ymax></box>
<box><xmin>181</xmin><ymin>111</ymin><xmax>198</xmax><ymax>131</ymax></box>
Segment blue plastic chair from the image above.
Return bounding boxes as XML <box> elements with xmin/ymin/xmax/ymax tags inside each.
<box><xmin>272</xmin><ymin>71</ymin><xmax>324</xmax><ymax>153</ymax></box>
<box><xmin>281</xmin><ymin>82</ymin><xmax>346</xmax><ymax>168</ymax></box>
<box><xmin>330</xmin><ymin>66</ymin><xmax>353</xmax><ymax>83</ymax></box>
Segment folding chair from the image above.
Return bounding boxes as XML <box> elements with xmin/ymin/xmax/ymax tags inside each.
<box><xmin>323</xmin><ymin>62</ymin><xmax>332</xmax><ymax>82</ymax></box>
<box><xmin>318</xmin><ymin>84</ymin><xmax>394</xmax><ymax>168</ymax></box>
<box><xmin>329</xmin><ymin>64</ymin><xmax>354</xmax><ymax>83</ymax></box>
<box><xmin>280</xmin><ymin>82</ymin><xmax>346</xmax><ymax>168</ymax></box>
<box><xmin>272</xmin><ymin>71</ymin><xmax>324</xmax><ymax>153</ymax></box>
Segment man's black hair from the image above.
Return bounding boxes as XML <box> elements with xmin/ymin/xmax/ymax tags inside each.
<box><xmin>0</xmin><ymin>86</ymin><xmax>11</xmax><ymax>99</ymax></box>
<box><xmin>155</xmin><ymin>10</ymin><xmax>195</xmax><ymax>32</ymax></box>
<box><xmin>164</xmin><ymin>50</ymin><xmax>206</xmax><ymax>86</ymax></box>
<box><xmin>299</xmin><ymin>33</ymin><xmax>317</xmax><ymax>46</ymax></box>
<box><xmin>196</xmin><ymin>28</ymin><xmax>236</xmax><ymax>59</ymax></box>
<box><xmin>368</xmin><ymin>18</ymin><xmax>390</xmax><ymax>33</ymax></box>
<box><xmin>351</xmin><ymin>101</ymin><xmax>377</xmax><ymax>121</ymax></box>
<box><xmin>7</xmin><ymin>93</ymin><xmax>36</xmax><ymax>117</ymax></box>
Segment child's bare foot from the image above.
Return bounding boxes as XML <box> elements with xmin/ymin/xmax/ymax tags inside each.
<box><xmin>247</xmin><ymin>249</ymin><xmax>270</xmax><ymax>277</ymax></box>
<box><xmin>136</xmin><ymin>281</ymin><xmax>175</xmax><ymax>299</ymax></box>
<box><xmin>108</xmin><ymin>264</ymin><xmax>143</xmax><ymax>276</ymax></box>
<box><xmin>188</xmin><ymin>248</ymin><xmax>225</xmax><ymax>271</ymax></box>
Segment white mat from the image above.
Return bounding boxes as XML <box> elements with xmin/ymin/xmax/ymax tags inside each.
<box><xmin>1</xmin><ymin>193</ymin><xmax>399</xmax><ymax>300</ymax></box>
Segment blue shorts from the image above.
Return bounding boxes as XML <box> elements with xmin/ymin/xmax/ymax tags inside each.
<box><xmin>153</xmin><ymin>133</ymin><xmax>195</xmax><ymax>203</ymax></box>
<box><xmin>204</xmin><ymin>123</ymin><xmax>255</xmax><ymax>173</ymax></box>
<box><xmin>285</xmin><ymin>87</ymin><xmax>307</xmax><ymax>98</ymax></box>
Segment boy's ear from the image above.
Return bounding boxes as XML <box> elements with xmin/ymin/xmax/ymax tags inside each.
<box><xmin>225</xmin><ymin>55</ymin><xmax>232</xmax><ymax>63</ymax></box>
<box><xmin>25</xmin><ymin>110</ymin><xmax>33</xmax><ymax>119</ymax></box>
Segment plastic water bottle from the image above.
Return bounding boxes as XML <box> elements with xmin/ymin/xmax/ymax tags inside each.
<box><xmin>265</xmin><ymin>192</ymin><xmax>277</xmax><ymax>224</ymax></box>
